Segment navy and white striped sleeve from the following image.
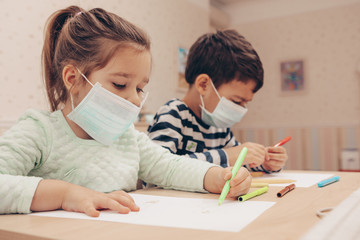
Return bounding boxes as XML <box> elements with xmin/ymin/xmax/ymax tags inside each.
<box><xmin>187</xmin><ymin>149</ymin><xmax>229</xmax><ymax>168</ymax></box>
<box><xmin>147</xmin><ymin>107</ymin><xmax>184</xmax><ymax>154</ymax></box>
<box><xmin>147</xmin><ymin>103</ymin><xmax>230</xmax><ymax>167</ymax></box>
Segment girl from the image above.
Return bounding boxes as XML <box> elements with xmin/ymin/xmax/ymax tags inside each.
<box><xmin>0</xmin><ymin>6</ymin><xmax>251</xmax><ymax>217</ymax></box>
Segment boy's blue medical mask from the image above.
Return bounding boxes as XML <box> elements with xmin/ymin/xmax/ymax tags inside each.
<box><xmin>67</xmin><ymin>68</ymin><xmax>148</xmax><ymax>145</ymax></box>
<box><xmin>200</xmin><ymin>80</ymin><xmax>247</xmax><ymax>128</ymax></box>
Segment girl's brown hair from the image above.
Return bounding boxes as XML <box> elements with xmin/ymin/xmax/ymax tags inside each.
<box><xmin>42</xmin><ymin>6</ymin><xmax>150</xmax><ymax>111</ymax></box>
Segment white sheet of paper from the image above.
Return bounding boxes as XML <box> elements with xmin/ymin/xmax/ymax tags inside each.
<box><xmin>256</xmin><ymin>172</ymin><xmax>334</xmax><ymax>187</ymax></box>
<box><xmin>31</xmin><ymin>194</ymin><xmax>275</xmax><ymax>232</ymax></box>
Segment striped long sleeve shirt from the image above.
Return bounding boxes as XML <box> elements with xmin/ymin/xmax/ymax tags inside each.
<box><xmin>147</xmin><ymin>99</ymin><xmax>272</xmax><ymax>172</ymax></box>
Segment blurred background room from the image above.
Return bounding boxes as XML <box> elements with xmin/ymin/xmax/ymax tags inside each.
<box><xmin>1</xmin><ymin>0</ymin><xmax>360</xmax><ymax>171</ymax></box>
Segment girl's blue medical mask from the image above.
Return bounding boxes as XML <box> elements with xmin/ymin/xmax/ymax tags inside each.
<box><xmin>67</xmin><ymin>68</ymin><xmax>148</xmax><ymax>145</ymax></box>
<box><xmin>200</xmin><ymin>80</ymin><xmax>248</xmax><ymax>128</ymax></box>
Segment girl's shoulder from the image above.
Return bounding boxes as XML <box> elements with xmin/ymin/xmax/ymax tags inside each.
<box><xmin>17</xmin><ymin>109</ymin><xmax>59</xmax><ymax>126</ymax></box>
<box><xmin>0</xmin><ymin>109</ymin><xmax>57</xmax><ymax>155</ymax></box>
<box><xmin>8</xmin><ymin>109</ymin><xmax>67</xmax><ymax>137</ymax></box>
<box><xmin>19</xmin><ymin>108</ymin><xmax>52</xmax><ymax>119</ymax></box>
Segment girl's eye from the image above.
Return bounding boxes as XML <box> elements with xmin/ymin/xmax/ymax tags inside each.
<box><xmin>137</xmin><ymin>88</ymin><xmax>144</xmax><ymax>93</ymax></box>
<box><xmin>113</xmin><ymin>83</ymin><xmax>126</xmax><ymax>89</ymax></box>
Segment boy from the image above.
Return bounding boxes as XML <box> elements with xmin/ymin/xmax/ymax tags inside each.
<box><xmin>147</xmin><ymin>30</ymin><xmax>287</xmax><ymax>172</ymax></box>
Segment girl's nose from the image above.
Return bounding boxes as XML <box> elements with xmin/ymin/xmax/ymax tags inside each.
<box><xmin>127</xmin><ymin>91</ymin><xmax>142</xmax><ymax>107</ymax></box>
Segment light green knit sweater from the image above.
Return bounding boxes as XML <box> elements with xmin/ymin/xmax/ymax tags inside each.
<box><xmin>0</xmin><ymin>109</ymin><xmax>216</xmax><ymax>214</ymax></box>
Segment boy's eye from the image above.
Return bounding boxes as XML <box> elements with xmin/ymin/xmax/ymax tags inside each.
<box><xmin>137</xmin><ymin>88</ymin><xmax>144</xmax><ymax>93</ymax></box>
<box><xmin>113</xmin><ymin>83</ymin><xmax>126</xmax><ymax>89</ymax></box>
<box><xmin>233</xmin><ymin>101</ymin><xmax>246</xmax><ymax>107</ymax></box>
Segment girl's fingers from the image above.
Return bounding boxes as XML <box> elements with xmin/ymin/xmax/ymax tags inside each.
<box><xmin>229</xmin><ymin>168</ymin><xmax>249</xmax><ymax>185</ymax></box>
<box><xmin>83</xmin><ymin>202</ymin><xmax>101</xmax><ymax>217</ymax></box>
<box><xmin>224</xmin><ymin>169</ymin><xmax>233</xmax><ymax>181</ymax></box>
<box><xmin>228</xmin><ymin>171</ymin><xmax>252</xmax><ymax>197</ymax></box>
<box><xmin>113</xmin><ymin>190</ymin><xmax>136</xmax><ymax>202</ymax></box>
<box><xmin>108</xmin><ymin>193</ymin><xmax>140</xmax><ymax>211</ymax></box>
<box><xmin>83</xmin><ymin>194</ymin><xmax>138</xmax><ymax>217</ymax></box>
<box><xmin>96</xmin><ymin>197</ymin><xmax>131</xmax><ymax>214</ymax></box>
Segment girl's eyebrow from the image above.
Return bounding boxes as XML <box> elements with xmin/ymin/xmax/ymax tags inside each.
<box><xmin>110</xmin><ymin>72</ymin><xmax>134</xmax><ymax>78</ymax></box>
<box><xmin>110</xmin><ymin>73</ymin><xmax>149</xmax><ymax>84</ymax></box>
<box><xmin>109</xmin><ymin>72</ymin><xmax>149</xmax><ymax>84</ymax></box>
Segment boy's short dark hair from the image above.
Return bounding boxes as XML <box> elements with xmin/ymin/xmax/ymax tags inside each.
<box><xmin>185</xmin><ymin>29</ymin><xmax>263</xmax><ymax>92</ymax></box>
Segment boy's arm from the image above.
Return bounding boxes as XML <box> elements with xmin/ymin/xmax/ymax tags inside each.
<box><xmin>147</xmin><ymin>106</ymin><xmax>231</xmax><ymax>167</ymax></box>
<box><xmin>148</xmin><ymin>121</ymin><xmax>229</xmax><ymax>167</ymax></box>
<box><xmin>147</xmin><ymin>105</ymin><xmax>184</xmax><ymax>154</ymax></box>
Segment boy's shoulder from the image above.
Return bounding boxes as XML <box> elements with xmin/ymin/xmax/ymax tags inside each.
<box><xmin>153</xmin><ymin>98</ymin><xmax>202</xmax><ymax>125</ymax></box>
<box><xmin>156</xmin><ymin>98</ymin><xmax>189</xmax><ymax>115</ymax></box>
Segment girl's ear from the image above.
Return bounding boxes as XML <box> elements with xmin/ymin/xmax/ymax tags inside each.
<box><xmin>194</xmin><ymin>74</ymin><xmax>212</xmax><ymax>96</ymax></box>
<box><xmin>62</xmin><ymin>65</ymin><xmax>79</xmax><ymax>93</ymax></box>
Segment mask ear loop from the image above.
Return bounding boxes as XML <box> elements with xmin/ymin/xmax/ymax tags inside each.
<box><xmin>209</xmin><ymin>79</ymin><xmax>221</xmax><ymax>100</ymax></box>
<box><xmin>199</xmin><ymin>78</ymin><xmax>221</xmax><ymax>109</ymax></box>
<box><xmin>140</xmin><ymin>92</ymin><xmax>149</xmax><ymax>108</ymax></box>
<box><xmin>76</xmin><ymin>67</ymin><xmax>94</xmax><ymax>87</ymax></box>
<box><xmin>210</xmin><ymin>79</ymin><xmax>248</xmax><ymax>109</ymax></box>
<box><xmin>69</xmin><ymin>68</ymin><xmax>94</xmax><ymax>111</ymax></box>
<box><xmin>199</xmin><ymin>94</ymin><xmax>205</xmax><ymax>108</ymax></box>
<box><xmin>70</xmin><ymin>94</ymin><xmax>75</xmax><ymax>110</ymax></box>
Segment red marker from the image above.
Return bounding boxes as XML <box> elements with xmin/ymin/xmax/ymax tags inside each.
<box><xmin>274</xmin><ymin>136</ymin><xmax>291</xmax><ymax>147</ymax></box>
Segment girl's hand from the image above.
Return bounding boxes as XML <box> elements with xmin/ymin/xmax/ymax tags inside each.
<box><xmin>204</xmin><ymin>166</ymin><xmax>251</xmax><ymax>198</ymax></box>
<box><xmin>222</xmin><ymin>167</ymin><xmax>252</xmax><ymax>197</ymax></box>
<box><xmin>263</xmin><ymin>146</ymin><xmax>288</xmax><ymax>171</ymax></box>
<box><xmin>31</xmin><ymin>179</ymin><xmax>139</xmax><ymax>217</ymax></box>
<box><xmin>61</xmin><ymin>185</ymin><xmax>140</xmax><ymax>217</ymax></box>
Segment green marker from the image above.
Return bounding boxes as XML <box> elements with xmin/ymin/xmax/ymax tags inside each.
<box><xmin>218</xmin><ymin>147</ymin><xmax>248</xmax><ymax>206</ymax></box>
<box><xmin>238</xmin><ymin>186</ymin><xmax>269</xmax><ymax>202</ymax></box>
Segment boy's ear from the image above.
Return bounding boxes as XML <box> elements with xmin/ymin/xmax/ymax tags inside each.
<box><xmin>194</xmin><ymin>74</ymin><xmax>211</xmax><ymax>95</ymax></box>
<box><xmin>62</xmin><ymin>65</ymin><xmax>79</xmax><ymax>93</ymax></box>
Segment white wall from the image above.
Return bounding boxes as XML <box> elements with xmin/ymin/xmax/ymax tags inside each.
<box><xmin>224</xmin><ymin>1</ymin><xmax>360</xmax><ymax>170</ymax></box>
<box><xmin>0</xmin><ymin>0</ymin><xmax>210</xmax><ymax>126</ymax></box>
<box><xmin>229</xmin><ymin>2</ymin><xmax>360</xmax><ymax>129</ymax></box>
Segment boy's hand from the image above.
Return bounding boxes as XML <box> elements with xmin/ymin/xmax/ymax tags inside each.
<box><xmin>204</xmin><ymin>166</ymin><xmax>251</xmax><ymax>198</ymax></box>
<box><xmin>226</xmin><ymin>142</ymin><xmax>266</xmax><ymax>168</ymax></box>
<box><xmin>263</xmin><ymin>146</ymin><xmax>288</xmax><ymax>171</ymax></box>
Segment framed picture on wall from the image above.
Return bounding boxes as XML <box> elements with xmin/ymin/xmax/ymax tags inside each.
<box><xmin>178</xmin><ymin>47</ymin><xmax>189</xmax><ymax>91</ymax></box>
<box><xmin>280</xmin><ymin>60</ymin><xmax>305</xmax><ymax>94</ymax></box>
